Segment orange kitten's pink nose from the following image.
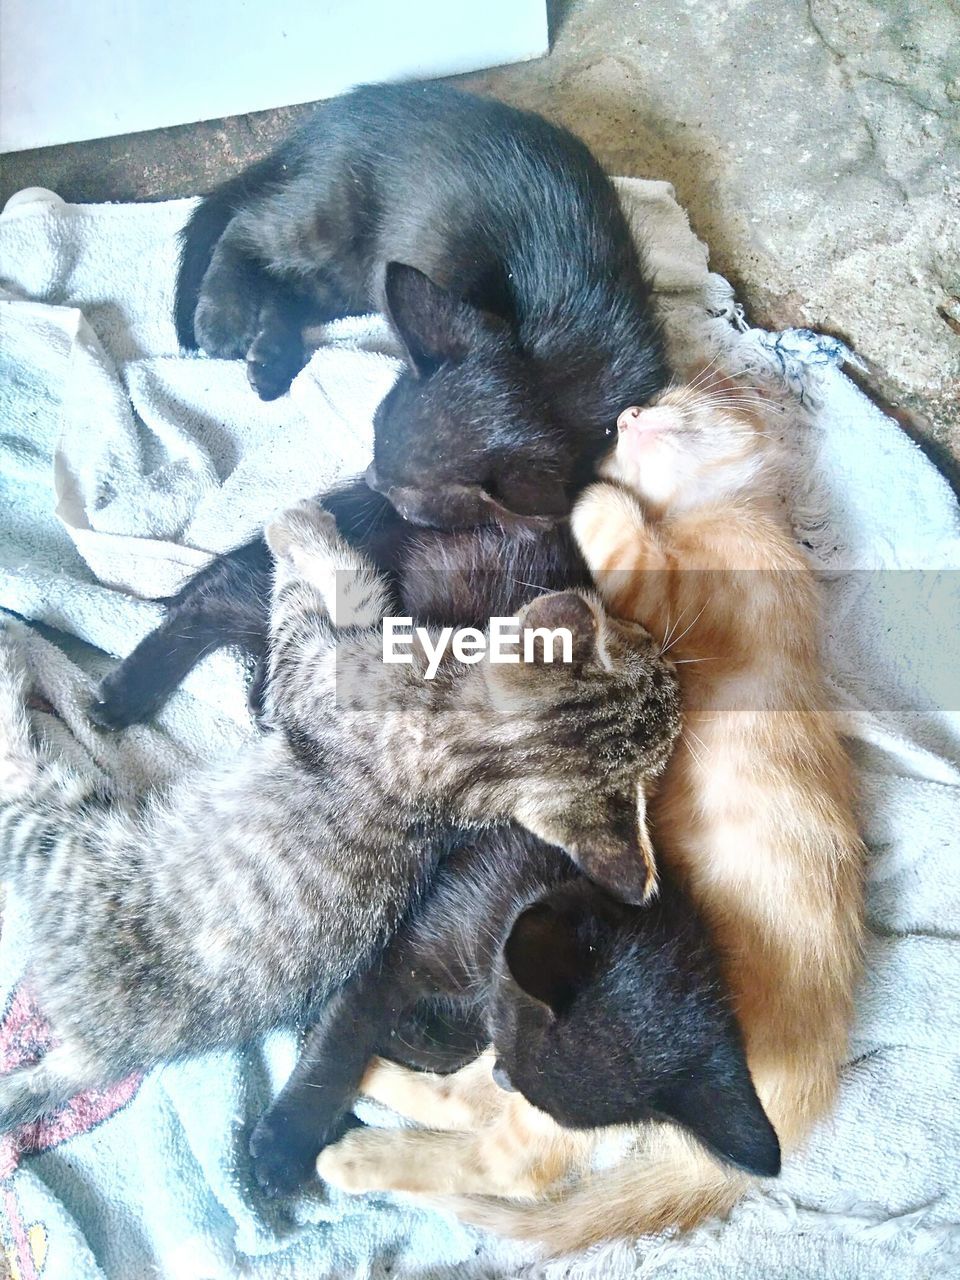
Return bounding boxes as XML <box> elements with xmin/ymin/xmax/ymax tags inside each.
<box><xmin>618</xmin><ymin>405</ymin><xmax>674</xmax><ymax>435</ymax></box>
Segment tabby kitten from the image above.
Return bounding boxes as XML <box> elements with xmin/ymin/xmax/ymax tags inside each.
<box><xmin>316</xmin><ymin>375</ymin><xmax>865</xmax><ymax>1252</ymax></box>
<box><xmin>178</xmin><ymin>82</ymin><xmax>665</xmax><ymax>528</ymax></box>
<box><xmin>0</xmin><ymin>501</ymin><xmax>679</xmax><ymax>1140</ymax></box>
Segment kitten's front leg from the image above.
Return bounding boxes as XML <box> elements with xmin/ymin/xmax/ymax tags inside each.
<box><xmin>359</xmin><ymin>1053</ymin><xmax>503</xmax><ymax>1131</ymax></box>
<box><xmin>570</xmin><ymin>481</ymin><xmax>669</xmax><ymax>618</ymax></box>
<box><xmin>249</xmin><ymin>975</ymin><xmax>390</xmax><ymax>1197</ymax></box>
<box><xmin>264</xmin><ymin>501</ymin><xmax>392</xmax><ymax>629</ymax></box>
<box><xmin>318</xmin><ymin>1118</ymin><xmax>551</xmax><ymax>1199</ymax></box>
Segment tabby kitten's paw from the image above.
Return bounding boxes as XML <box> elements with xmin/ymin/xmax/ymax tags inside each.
<box><xmin>264</xmin><ymin>501</ymin><xmax>339</xmax><ymax>565</ymax></box>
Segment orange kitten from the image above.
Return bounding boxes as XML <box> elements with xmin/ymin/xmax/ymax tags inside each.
<box><xmin>319</xmin><ymin>373</ymin><xmax>865</xmax><ymax>1251</ymax></box>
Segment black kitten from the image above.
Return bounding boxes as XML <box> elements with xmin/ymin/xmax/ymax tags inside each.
<box><xmin>249</xmin><ymin>824</ymin><xmax>781</xmax><ymax>1197</ymax></box>
<box><xmin>177</xmin><ymin>82</ymin><xmax>666</xmax><ymax>527</ymax></box>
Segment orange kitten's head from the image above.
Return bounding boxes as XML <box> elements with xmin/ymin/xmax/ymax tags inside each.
<box><xmin>599</xmin><ymin>374</ymin><xmax>773</xmax><ymax>513</ymax></box>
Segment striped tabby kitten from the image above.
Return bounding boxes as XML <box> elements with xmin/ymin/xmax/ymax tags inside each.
<box><xmin>318</xmin><ymin>375</ymin><xmax>864</xmax><ymax>1251</ymax></box>
<box><xmin>0</xmin><ymin>501</ymin><xmax>679</xmax><ymax>1155</ymax></box>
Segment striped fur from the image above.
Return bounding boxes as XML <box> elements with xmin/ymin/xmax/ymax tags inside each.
<box><xmin>0</xmin><ymin>501</ymin><xmax>679</xmax><ymax>1132</ymax></box>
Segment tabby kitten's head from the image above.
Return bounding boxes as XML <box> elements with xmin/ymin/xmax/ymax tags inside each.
<box><xmin>599</xmin><ymin>374</ymin><xmax>773</xmax><ymax>515</ymax></box>
<box><xmin>476</xmin><ymin>590</ymin><xmax>680</xmax><ymax>905</ymax></box>
<box><xmin>489</xmin><ymin>876</ymin><xmax>782</xmax><ymax>1178</ymax></box>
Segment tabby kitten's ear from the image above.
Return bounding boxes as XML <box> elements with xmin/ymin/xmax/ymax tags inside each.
<box><xmin>515</xmin><ymin>785</ymin><xmax>658</xmax><ymax>906</ymax></box>
<box><xmin>383</xmin><ymin>262</ymin><xmax>484</xmax><ymax>378</ymax></box>
<box><xmin>484</xmin><ymin>592</ymin><xmax>600</xmax><ymax>712</ymax></box>
<box><xmin>518</xmin><ymin>592</ymin><xmax>598</xmax><ymax>665</ymax></box>
<box><xmin>655</xmin><ymin>1043</ymin><xmax>782</xmax><ymax>1178</ymax></box>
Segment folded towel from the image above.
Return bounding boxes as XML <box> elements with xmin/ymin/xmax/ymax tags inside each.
<box><xmin>1</xmin><ymin>177</ymin><xmax>958</xmax><ymax>1280</ymax></box>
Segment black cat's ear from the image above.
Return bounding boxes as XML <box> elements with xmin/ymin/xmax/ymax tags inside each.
<box><xmin>383</xmin><ymin>262</ymin><xmax>481</xmax><ymax>377</ymax></box>
<box><xmin>518</xmin><ymin>592</ymin><xmax>599</xmax><ymax>666</ymax></box>
<box><xmin>504</xmin><ymin>902</ymin><xmax>587</xmax><ymax>1017</ymax></box>
<box><xmin>656</xmin><ymin>1045</ymin><xmax>782</xmax><ymax>1178</ymax></box>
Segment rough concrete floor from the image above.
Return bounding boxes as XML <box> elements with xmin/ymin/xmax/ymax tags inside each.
<box><xmin>2</xmin><ymin>0</ymin><xmax>958</xmax><ymax>477</ymax></box>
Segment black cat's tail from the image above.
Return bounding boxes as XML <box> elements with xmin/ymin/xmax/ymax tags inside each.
<box><xmin>174</xmin><ymin>150</ymin><xmax>291</xmax><ymax>350</ymax></box>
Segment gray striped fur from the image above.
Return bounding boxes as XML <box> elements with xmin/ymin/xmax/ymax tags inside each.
<box><xmin>0</xmin><ymin>501</ymin><xmax>679</xmax><ymax>1128</ymax></box>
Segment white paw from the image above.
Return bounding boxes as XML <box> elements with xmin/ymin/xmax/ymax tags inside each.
<box><xmin>264</xmin><ymin>501</ymin><xmax>338</xmax><ymax>563</ymax></box>
<box><xmin>317</xmin><ymin>1131</ymin><xmax>384</xmax><ymax>1194</ymax></box>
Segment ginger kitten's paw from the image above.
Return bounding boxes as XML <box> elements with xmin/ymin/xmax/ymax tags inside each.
<box><xmin>264</xmin><ymin>501</ymin><xmax>339</xmax><ymax>565</ymax></box>
<box><xmin>318</xmin><ymin>1126</ymin><xmax>409</xmax><ymax>1195</ymax></box>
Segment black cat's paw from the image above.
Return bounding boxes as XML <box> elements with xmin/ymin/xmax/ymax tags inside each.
<box><xmin>245</xmin><ymin>328</ymin><xmax>304</xmax><ymax>402</ymax></box>
<box><xmin>194</xmin><ymin>289</ymin><xmax>260</xmax><ymax>361</ymax></box>
<box><xmin>249</xmin><ymin>1110</ymin><xmax>322</xmax><ymax>1199</ymax></box>
<box><xmin>88</xmin><ymin>670</ymin><xmax>159</xmax><ymax>732</ymax></box>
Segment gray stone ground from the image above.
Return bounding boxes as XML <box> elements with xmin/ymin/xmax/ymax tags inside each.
<box><xmin>2</xmin><ymin>0</ymin><xmax>958</xmax><ymax>474</ymax></box>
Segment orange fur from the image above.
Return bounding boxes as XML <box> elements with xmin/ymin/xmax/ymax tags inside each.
<box><xmin>319</xmin><ymin>376</ymin><xmax>865</xmax><ymax>1252</ymax></box>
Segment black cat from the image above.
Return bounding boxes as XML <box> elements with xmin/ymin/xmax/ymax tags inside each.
<box><xmin>176</xmin><ymin>82</ymin><xmax>666</xmax><ymax>529</ymax></box>
<box><xmin>249</xmin><ymin>824</ymin><xmax>781</xmax><ymax>1197</ymax></box>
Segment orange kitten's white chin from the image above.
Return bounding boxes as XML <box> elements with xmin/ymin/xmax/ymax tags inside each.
<box><xmin>597</xmin><ymin>404</ymin><xmax>685</xmax><ymax>509</ymax></box>
<box><xmin>599</xmin><ymin>390</ymin><xmax>770</xmax><ymax>513</ymax></box>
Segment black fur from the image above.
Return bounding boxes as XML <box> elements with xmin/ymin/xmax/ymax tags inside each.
<box><xmin>249</xmin><ymin>825</ymin><xmax>781</xmax><ymax>1196</ymax></box>
<box><xmin>176</xmin><ymin>82</ymin><xmax>666</xmax><ymax>526</ymax></box>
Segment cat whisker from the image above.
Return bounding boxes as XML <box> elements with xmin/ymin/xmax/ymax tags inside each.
<box><xmin>660</xmin><ymin>603</ymin><xmax>707</xmax><ymax>656</ymax></box>
<box><xmin>509</xmin><ymin>577</ymin><xmax>551</xmax><ymax>595</ymax></box>
<box><xmin>685</xmin><ymin>352</ymin><xmax>725</xmax><ymax>390</ymax></box>
<box><xmin>659</xmin><ymin>601</ymin><xmax>693</xmax><ymax>656</ymax></box>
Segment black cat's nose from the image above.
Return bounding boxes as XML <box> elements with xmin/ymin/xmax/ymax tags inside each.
<box><xmin>364</xmin><ymin>462</ymin><xmax>381</xmax><ymax>493</ymax></box>
<box><xmin>492</xmin><ymin>1061</ymin><xmax>516</xmax><ymax>1093</ymax></box>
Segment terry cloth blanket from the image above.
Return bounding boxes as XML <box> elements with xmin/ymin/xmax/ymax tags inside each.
<box><xmin>0</xmin><ymin>180</ymin><xmax>959</xmax><ymax>1280</ymax></box>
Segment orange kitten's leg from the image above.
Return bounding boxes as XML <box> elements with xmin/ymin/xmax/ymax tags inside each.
<box><xmin>318</xmin><ymin>1125</ymin><xmax>548</xmax><ymax>1198</ymax></box>
<box><xmin>570</xmin><ymin>482</ymin><xmax>669</xmax><ymax>621</ymax></box>
<box><xmin>358</xmin><ymin>1053</ymin><xmax>502</xmax><ymax>1130</ymax></box>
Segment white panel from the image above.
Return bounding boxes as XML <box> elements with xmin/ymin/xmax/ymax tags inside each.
<box><xmin>0</xmin><ymin>1</ymin><xmax>548</xmax><ymax>153</ymax></box>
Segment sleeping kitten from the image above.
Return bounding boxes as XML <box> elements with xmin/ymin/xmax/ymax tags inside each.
<box><xmin>252</xmin><ymin>824</ymin><xmax>780</xmax><ymax>1197</ymax></box>
<box><xmin>0</xmin><ymin>501</ymin><xmax>679</xmax><ymax>1143</ymax></box>
<box><xmin>316</xmin><ymin>374</ymin><xmax>864</xmax><ymax>1252</ymax></box>
<box><xmin>177</xmin><ymin>82</ymin><xmax>665</xmax><ymax>528</ymax></box>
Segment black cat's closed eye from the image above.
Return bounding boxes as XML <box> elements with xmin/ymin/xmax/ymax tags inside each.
<box><xmin>492</xmin><ymin>1061</ymin><xmax>517</xmax><ymax>1093</ymax></box>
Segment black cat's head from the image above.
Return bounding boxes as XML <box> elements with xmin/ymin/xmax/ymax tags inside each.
<box><xmin>367</xmin><ymin>262</ymin><xmax>571</xmax><ymax>530</ymax></box>
<box><xmin>488</xmin><ymin>879</ymin><xmax>782</xmax><ymax>1179</ymax></box>
<box><xmin>480</xmin><ymin>590</ymin><xmax>680</xmax><ymax>905</ymax></box>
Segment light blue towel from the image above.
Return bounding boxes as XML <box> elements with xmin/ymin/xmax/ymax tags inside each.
<box><xmin>1</xmin><ymin>182</ymin><xmax>959</xmax><ymax>1280</ymax></box>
